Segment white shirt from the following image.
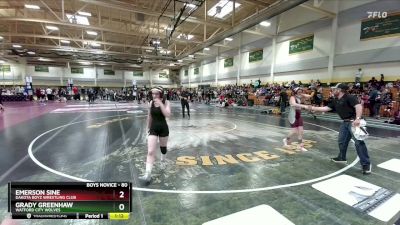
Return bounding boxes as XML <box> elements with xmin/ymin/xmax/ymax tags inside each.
<box><xmin>356</xmin><ymin>70</ymin><xmax>363</xmax><ymax>78</ymax></box>
<box><xmin>46</xmin><ymin>88</ymin><xmax>52</xmax><ymax>94</ymax></box>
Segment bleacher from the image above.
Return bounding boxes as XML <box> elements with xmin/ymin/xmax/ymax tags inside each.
<box><xmin>246</xmin><ymin>86</ymin><xmax>399</xmax><ymax>118</ymax></box>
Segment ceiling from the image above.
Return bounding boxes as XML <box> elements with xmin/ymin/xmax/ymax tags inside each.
<box><xmin>0</xmin><ymin>0</ymin><xmax>327</xmax><ymax>70</ymax></box>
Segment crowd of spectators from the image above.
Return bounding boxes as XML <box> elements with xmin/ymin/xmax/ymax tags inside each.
<box><xmin>1</xmin><ymin>75</ymin><xmax>399</xmax><ymax>124</ymax></box>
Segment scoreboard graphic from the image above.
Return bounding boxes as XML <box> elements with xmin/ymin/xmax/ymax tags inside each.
<box><xmin>8</xmin><ymin>182</ymin><xmax>132</xmax><ymax>220</ymax></box>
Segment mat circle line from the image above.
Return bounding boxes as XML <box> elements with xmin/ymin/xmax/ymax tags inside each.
<box><xmin>28</xmin><ymin>113</ymin><xmax>359</xmax><ymax>194</ymax></box>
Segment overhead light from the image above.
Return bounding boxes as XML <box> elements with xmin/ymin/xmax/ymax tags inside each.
<box><xmin>177</xmin><ymin>34</ymin><xmax>194</xmax><ymax>40</ymax></box>
<box><xmin>38</xmin><ymin>57</ymin><xmax>52</xmax><ymax>62</ymax></box>
<box><xmin>160</xmin><ymin>49</ymin><xmax>171</xmax><ymax>54</ymax></box>
<box><xmin>189</xmin><ymin>54</ymin><xmax>194</xmax><ymax>58</ymax></box>
<box><xmin>0</xmin><ymin>36</ymin><xmax>3</xmax><ymax>40</ymax></box>
<box><xmin>60</xmin><ymin>40</ymin><xmax>70</xmax><ymax>44</ymax></box>
<box><xmin>90</xmin><ymin>42</ymin><xmax>101</xmax><ymax>47</ymax></box>
<box><xmin>169</xmin><ymin>63</ymin><xmax>175</xmax><ymax>66</ymax></box>
<box><xmin>66</xmin><ymin>14</ymin><xmax>90</xmax><ymax>25</ymax></box>
<box><xmin>86</xmin><ymin>31</ymin><xmax>98</xmax><ymax>36</ymax></box>
<box><xmin>25</xmin><ymin>4</ymin><xmax>40</xmax><ymax>9</ymax></box>
<box><xmin>225</xmin><ymin>37</ymin><xmax>233</xmax><ymax>41</ymax></box>
<box><xmin>207</xmin><ymin>0</ymin><xmax>241</xmax><ymax>19</ymax></box>
<box><xmin>78</xmin><ymin>11</ymin><xmax>92</xmax><ymax>17</ymax></box>
<box><xmin>166</xmin><ymin>27</ymin><xmax>173</xmax><ymax>31</ymax></box>
<box><xmin>260</xmin><ymin>21</ymin><xmax>271</xmax><ymax>27</ymax></box>
<box><xmin>177</xmin><ymin>60</ymin><xmax>183</xmax><ymax>62</ymax></box>
<box><xmin>80</xmin><ymin>61</ymin><xmax>91</xmax><ymax>65</ymax></box>
<box><xmin>204</xmin><ymin>47</ymin><xmax>210</xmax><ymax>51</ymax></box>
<box><xmin>186</xmin><ymin>3</ymin><xmax>197</xmax><ymax>8</ymax></box>
<box><xmin>46</xmin><ymin>25</ymin><xmax>59</xmax><ymax>31</ymax></box>
<box><xmin>145</xmin><ymin>49</ymin><xmax>152</xmax><ymax>52</ymax></box>
<box><xmin>27</xmin><ymin>51</ymin><xmax>36</xmax><ymax>55</ymax></box>
<box><xmin>12</xmin><ymin>44</ymin><xmax>22</xmax><ymax>48</ymax></box>
<box><xmin>55</xmin><ymin>48</ymin><xmax>76</xmax><ymax>52</ymax></box>
<box><xmin>0</xmin><ymin>60</ymin><xmax>5</xmax><ymax>64</ymax></box>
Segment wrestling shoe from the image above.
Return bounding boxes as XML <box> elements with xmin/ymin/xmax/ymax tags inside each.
<box><xmin>362</xmin><ymin>164</ymin><xmax>372</xmax><ymax>175</ymax></box>
<box><xmin>331</xmin><ymin>157</ymin><xmax>347</xmax><ymax>163</ymax></box>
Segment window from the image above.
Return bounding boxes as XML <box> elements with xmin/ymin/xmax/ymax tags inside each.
<box><xmin>66</xmin><ymin>14</ymin><xmax>90</xmax><ymax>25</ymax></box>
<box><xmin>207</xmin><ymin>0</ymin><xmax>241</xmax><ymax>19</ymax></box>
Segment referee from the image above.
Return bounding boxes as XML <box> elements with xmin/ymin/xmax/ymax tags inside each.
<box><xmin>180</xmin><ymin>88</ymin><xmax>190</xmax><ymax>119</ymax></box>
<box><xmin>297</xmin><ymin>83</ymin><xmax>371</xmax><ymax>174</ymax></box>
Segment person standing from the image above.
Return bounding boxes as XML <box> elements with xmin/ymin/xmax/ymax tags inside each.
<box><xmin>88</xmin><ymin>88</ymin><xmax>95</xmax><ymax>104</ymax></box>
<box><xmin>39</xmin><ymin>88</ymin><xmax>46</xmax><ymax>104</ymax></box>
<box><xmin>180</xmin><ymin>88</ymin><xmax>190</xmax><ymax>119</ymax></box>
<box><xmin>139</xmin><ymin>86</ymin><xmax>171</xmax><ymax>183</ymax></box>
<box><xmin>307</xmin><ymin>86</ymin><xmax>323</xmax><ymax>119</ymax></box>
<box><xmin>368</xmin><ymin>86</ymin><xmax>380</xmax><ymax>118</ymax></box>
<box><xmin>283</xmin><ymin>87</ymin><xmax>308</xmax><ymax>151</ymax></box>
<box><xmin>132</xmin><ymin>89</ymin><xmax>137</xmax><ymax>103</ymax></box>
<box><xmin>379</xmin><ymin>74</ymin><xmax>385</xmax><ymax>90</ymax></box>
<box><xmin>0</xmin><ymin>88</ymin><xmax>4</xmax><ymax>111</ymax></box>
<box><xmin>355</xmin><ymin>68</ymin><xmax>363</xmax><ymax>84</ymax></box>
<box><xmin>302</xmin><ymin>83</ymin><xmax>372</xmax><ymax>174</ymax></box>
<box><xmin>279</xmin><ymin>88</ymin><xmax>288</xmax><ymax>114</ymax></box>
<box><xmin>46</xmin><ymin>87</ymin><xmax>53</xmax><ymax>101</ymax></box>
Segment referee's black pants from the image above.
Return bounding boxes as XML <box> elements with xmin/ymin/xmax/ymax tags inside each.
<box><xmin>181</xmin><ymin>100</ymin><xmax>190</xmax><ymax>118</ymax></box>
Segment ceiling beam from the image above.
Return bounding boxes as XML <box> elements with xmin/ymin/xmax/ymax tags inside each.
<box><xmin>243</xmin><ymin>29</ymin><xmax>272</xmax><ymax>37</ymax></box>
<box><xmin>242</xmin><ymin>0</ymin><xmax>270</xmax><ymax>8</ymax></box>
<box><xmin>0</xmin><ymin>32</ymin><xmax>157</xmax><ymax>51</ymax></box>
<box><xmin>4</xmin><ymin>5</ymin><xmax>213</xmax><ymax>42</ymax></box>
<box><xmin>39</xmin><ymin>0</ymin><xmax>63</xmax><ymax>21</ymax></box>
<box><xmin>79</xmin><ymin>0</ymin><xmax>231</xmax><ymax>28</ymax></box>
<box><xmin>0</xmin><ymin>42</ymin><xmax>174</xmax><ymax>60</ymax></box>
<box><xmin>213</xmin><ymin>44</ymin><xmax>230</xmax><ymax>48</ymax></box>
<box><xmin>299</xmin><ymin>3</ymin><xmax>336</xmax><ymax>18</ymax></box>
<box><xmin>180</xmin><ymin>0</ymin><xmax>308</xmax><ymax>58</ymax></box>
<box><xmin>0</xmin><ymin>17</ymin><xmax>204</xmax><ymax>44</ymax></box>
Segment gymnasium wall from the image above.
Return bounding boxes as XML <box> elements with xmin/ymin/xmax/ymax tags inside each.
<box><xmin>181</xmin><ymin>0</ymin><xmax>400</xmax><ymax>87</ymax></box>
<box><xmin>0</xmin><ymin>64</ymin><xmax>173</xmax><ymax>88</ymax></box>
<box><xmin>2</xmin><ymin>0</ymin><xmax>399</xmax><ymax>89</ymax></box>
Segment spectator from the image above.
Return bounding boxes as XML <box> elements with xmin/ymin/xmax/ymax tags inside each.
<box><xmin>368</xmin><ymin>77</ymin><xmax>378</xmax><ymax>88</ymax></box>
<box><xmin>72</xmin><ymin>86</ymin><xmax>79</xmax><ymax>100</ymax></box>
<box><xmin>385</xmin><ymin>109</ymin><xmax>400</xmax><ymax>125</ymax></box>
<box><xmin>0</xmin><ymin>88</ymin><xmax>4</xmax><ymax>111</ymax></box>
<box><xmin>279</xmin><ymin>88</ymin><xmax>288</xmax><ymax>114</ymax></box>
<box><xmin>369</xmin><ymin>86</ymin><xmax>382</xmax><ymax>119</ymax></box>
<box><xmin>355</xmin><ymin>68</ymin><xmax>363</xmax><ymax>84</ymax></box>
<box><xmin>394</xmin><ymin>79</ymin><xmax>400</xmax><ymax>90</ymax></box>
<box><xmin>46</xmin><ymin>87</ymin><xmax>52</xmax><ymax>101</ymax></box>
<box><xmin>379</xmin><ymin>74</ymin><xmax>385</xmax><ymax>89</ymax></box>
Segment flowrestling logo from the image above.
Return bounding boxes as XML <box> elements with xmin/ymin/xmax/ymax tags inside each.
<box><xmin>367</xmin><ymin>11</ymin><xmax>388</xmax><ymax>19</ymax></box>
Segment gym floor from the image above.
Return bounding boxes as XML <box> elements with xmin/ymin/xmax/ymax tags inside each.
<box><xmin>0</xmin><ymin>101</ymin><xmax>399</xmax><ymax>225</ymax></box>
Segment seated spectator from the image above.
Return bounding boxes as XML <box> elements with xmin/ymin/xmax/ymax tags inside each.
<box><xmin>394</xmin><ymin>79</ymin><xmax>400</xmax><ymax>90</ymax></box>
<box><xmin>385</xmin><ymin>109</ymin><xmax>400</xmax><ymax>125</ymax></box>
<box><xmin>368</xmin><ymin>76</ymin><xmax>378</xmax><ymax>88</ymax></box>
<box><xmin>382</xmin><ymin>89</ymin><xmax>393</xmax><ymax>118</ymax></box>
